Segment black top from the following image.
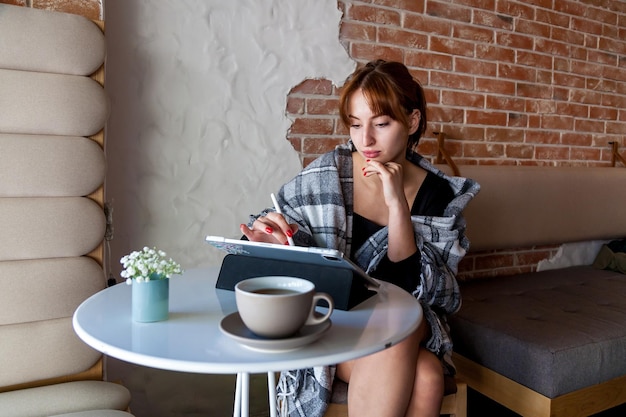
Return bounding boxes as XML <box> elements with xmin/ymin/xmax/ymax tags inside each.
<box><xmin>351</xmin><ymin>171</ymin><xmax>454</xmax><ymax>293</ymax></box>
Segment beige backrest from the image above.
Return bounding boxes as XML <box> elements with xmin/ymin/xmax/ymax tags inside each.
<box><xmin>437</xmin><ymin>165</ymin><xmax>626</xmax><ymax>252</ymax></box>
<box><xmin>0</xmin><ymin>4</ymin><xmax>108</xmax><ymax>389</ymax></box>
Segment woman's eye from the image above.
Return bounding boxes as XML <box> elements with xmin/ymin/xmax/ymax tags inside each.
<box><xmin>350</xmin><ymin>124</ymin><xmax>361</xmax><ymax>129</ymax></box>
<box><xmin>376</xmin><ymin>122</ymin><xmax>389</xmax><ymax>128</ymax></box>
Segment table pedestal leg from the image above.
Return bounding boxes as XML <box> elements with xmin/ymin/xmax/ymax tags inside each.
<box><xmin>233</xmin><ymin>372</ymin><xmax>250</xmax><ymax>417</ymax></box>
<box><xmin>267</xmin><ymin>372</ymin><xmax>277</xmax><ymax>417</ymax></box>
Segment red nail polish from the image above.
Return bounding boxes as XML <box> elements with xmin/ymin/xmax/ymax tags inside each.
<box><xmin>265</xmin><ymin>226</ymin><xmax>273</xmax><ymax>234</ymax></box>
<box><xmin>286</xmin><ymin>229</ymin><xmax>293</xmax><ymax>237</ymax></box>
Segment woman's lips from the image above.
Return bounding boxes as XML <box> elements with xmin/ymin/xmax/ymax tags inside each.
<box><xmin>363</xmin><ymin>151</ymin><xmax>380</xmax><ymax>159</ymax></box>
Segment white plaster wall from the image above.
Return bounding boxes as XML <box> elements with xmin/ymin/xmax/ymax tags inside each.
<box><xmin>103</xmin><ymin>0</ymin><xmax>354</xmax><ymax>276</ymax></box>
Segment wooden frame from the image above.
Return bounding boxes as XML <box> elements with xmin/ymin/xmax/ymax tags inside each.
<box><xmin>453</xmin><ymin>353</ymin><xmax>626</xmax><ymax>417</ymax></box>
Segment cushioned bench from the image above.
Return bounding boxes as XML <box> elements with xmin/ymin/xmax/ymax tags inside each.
<box><xmin>0</xmin><ymin>5</ymin><xmax>133</xmax><ymax>416</ymax></box>
<box><xmin>444</xmin><ymin>165</ymin><xmax>626</xmax><ymax>417</ymax></box>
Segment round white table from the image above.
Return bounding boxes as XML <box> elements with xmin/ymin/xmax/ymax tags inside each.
<box><xmin>73</xmin><ymin>267</ymin><xmax>422</xmax><ymax>416</ymax></box>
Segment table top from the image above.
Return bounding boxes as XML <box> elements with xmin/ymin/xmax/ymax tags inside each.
<box><xmin>73</xmin><ymin>267</ymin><xmax>422</xmax><ymax>374</ymax></box>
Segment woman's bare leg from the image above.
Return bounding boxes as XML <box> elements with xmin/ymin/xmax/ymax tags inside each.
<box><xmin>404</xmin><ymin>347</ymin><xmax>444</xmax><ymax>417</ymax></box>
<box><xmin>335</xmin><ymin>320</ymin><xmax>441</xmax><ymax>417</ymax></box>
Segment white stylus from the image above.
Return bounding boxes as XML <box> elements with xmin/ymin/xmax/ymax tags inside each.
<box><xmin>270</xmin><ymin>193</ymin><xmax>295</xmax><ymax>246</ymax></box>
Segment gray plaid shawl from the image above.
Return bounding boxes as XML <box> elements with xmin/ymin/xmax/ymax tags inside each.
<box><xmin>249</xmin><ymin>142</ymin><xmax>480</xmax><ymax>417</ymax></box>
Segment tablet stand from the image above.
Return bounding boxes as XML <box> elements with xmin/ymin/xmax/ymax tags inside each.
<box><xmin>216</xmin><ymin>254</ymin><xmax>377</xmax><ymax>310</ymax></box>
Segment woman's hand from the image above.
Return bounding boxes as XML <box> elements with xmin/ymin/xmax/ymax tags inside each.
<box><xmin>363</xmin><ymin>159</ymin><xmax>417</xmax><ymax>261</ymax></box>
<box><xmin>240</xmin><ymin>212</ymin><xmax>298</xmax><ymax>245</ymax></box>
<box><xmin>362</xmin><ymin>160</ymin><xmax>407</xmax><ymax>211</ymax></box>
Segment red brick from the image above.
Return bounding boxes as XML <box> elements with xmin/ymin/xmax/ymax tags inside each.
<box><xmin>372</xmin><ymin>0</ymin><xmax>425</xmax><ymax>14</ymax></box>
<box><xmin>541</xmin><ymin>114</ymin><xmax>574</xmax><ymax>130</ymax></box>
<box><xmin>451</xmin><ymin>23</ymin><xmax>494</xmax><ymax>43</ymax></box>
<box><xmin>485</xmin><ymin>95</ymin><xmax>524</xmax><ymax>112</ymax></box>
<box><xmin>427</xmin><ymin>106</ymin><xmax>464</xmax><ymax>124</ymax></box>
<box><xmin>535</xmin><ymin>145</ymin><xmax>570</xmax><ymax>160</ymax></box>
<box><xmin>442</xmin><ymin>90</ymin><xmax>485</xmax><ymax>108</ymax></box>
<box><xmin>454</xmin><ymin>57</ymin><xmax>497</xmax><ymax>76</ymax></box>
<box><xmin>289</xmin><ymin>117</ymin><xmax>334</xmax><ymax>135</ymax></box>
<box><xmin>348</xmin><ymin>4</ymin><xmax>401</xmax><ymax>26</ymax></box>
<box><xmin>505</xmin><ymin>144</ymin><xmax>534</xmax><ymax>159</ymax></box>
<box><xmin>340</xmin><ymin>21</ymin><xmax>376</xmax><ymax>42</ymax></box>
<box><xmin>404</xmin><ymin>14</ymin><xmax>451</xmax><ymax>36</ymax></box>
<box><xmin>290</xmin><ymin>79</ymin><xmax>333</xmax><ymax>95</ymax></box>
<box><xmin>430</xmin><ymin>71</ymin><xmax>474</xmax><ymax>90</ymax></box>
<box><xmin>426</xmin><ymin>1</ymin><xmax>471</xmax><ymax>23</ymax></box>
<box><xmin>286</xmin><ymin>97</ymin><xmax>305</xmax><ymax>115</ymax></box>
<box><xmin>378</xmin><ymin>27</ymin><xmax>428</xmax><ymax>49</ymax></box>
<box><xmin>466</xmin><ymin>110</ymin><xmax>507</xmax><ymax>126</ymax></box>
<box><xmin>535</xmin><ymin>9</ymin><xmax>570</xmax><ymax>28</ymax></box>
<box><xmin>350</xmin><ymin>43</ymin><xmax>404</xmax><ymax>63</ymax></box>
<box><xmin>475</xmin><ymin>44</ymin><xmax>515</xmax><ymax>63</ymax></box>
<box><xmin>485</xmin><ymin>127</ymin><xmax>525</xmax><ymax>142</ymax></box>
<box><xmin>472</xmin><ymin>10</ymin><xmax>513</xmax><ymax>30</ymax></box>
<box><xmin>463</xmin><ymin>142</ymin><xmax>505</xmax><ymax>158</ymax></box>
<box><xmin>561</xmin><ymin>132</ymin><xmax>592</xmax><ymax>147</ymax></box>
<box><xmin>306</xmin><ymin>98</ymin><xmax>339</xmax><ymax>115</ymax></box>
<box><xmin>302</xmin><ymin>137</ymin><xmax>346</xmax><ymax>155</ymax></box>
<box><xmin>430</xmin><ymin>36</ymin><xmax>475</xmax><ymax>57</ymax></box>
<box><xmin>405</xmin><ymin>51</ymin><xmax>452</xmax><ymax>71</ymax></box>
<box><xmin>575</xmin><ymin>119</ymin><xmax>605</xmax><ymax>133</ymax></box>
<box><xmin>496</xmin><ymin>0</ymin><xmax>535</xmax><ymax>20</ymax></box>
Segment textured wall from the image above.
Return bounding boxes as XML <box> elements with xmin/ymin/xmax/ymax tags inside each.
<box><xmin>103</xmin><ymin>0</ymin><xmax>354</xmax><ymax>274</ymax></box>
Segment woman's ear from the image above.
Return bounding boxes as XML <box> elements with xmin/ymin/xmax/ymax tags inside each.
<box><xmin>408</xmin><ymin>109</ymin><xmax>421</xmax><ymax>135</ymax></box>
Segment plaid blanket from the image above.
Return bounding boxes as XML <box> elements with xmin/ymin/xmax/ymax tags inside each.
<box><xmin>249</xmin><ymin>142</ymin><xmax>480</xmax><ymax>417</ymax></box>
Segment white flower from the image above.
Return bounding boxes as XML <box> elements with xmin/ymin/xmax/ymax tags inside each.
<box><xmin>119</xmin><ymin>246</ymin><xmax>183</xmax><ymax>284</ymax></box>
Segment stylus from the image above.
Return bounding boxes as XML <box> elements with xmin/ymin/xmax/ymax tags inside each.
<box><xmin>270</xmin><ymin>193</ymin><xmax>295</xmax><ymax>246</ymax></box>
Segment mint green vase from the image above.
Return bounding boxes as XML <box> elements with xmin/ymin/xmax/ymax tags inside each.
<box><xmin>132</xmin><ymin>277</ymin><xmax>169</xmax><ymax>322</ymax></box>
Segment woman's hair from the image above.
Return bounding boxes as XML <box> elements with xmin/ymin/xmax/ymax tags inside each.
<box><xmin>339</xmin><ymin>59</ymin><xmax>427</xmax><ymax>149</ymax></box>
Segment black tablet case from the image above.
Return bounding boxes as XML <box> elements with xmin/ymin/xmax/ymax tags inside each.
<box><xmin>216</xmin><ymin>254</ymin><xmax>377</xmax><ymax>310</ymax></box>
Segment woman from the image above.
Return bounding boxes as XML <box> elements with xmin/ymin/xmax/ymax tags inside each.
<box><xmin>240</xmin><ymin>60</ymin><xmax>479</xmax><ymax>417</ymax></box>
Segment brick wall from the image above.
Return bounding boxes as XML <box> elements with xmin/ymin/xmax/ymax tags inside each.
<box><xmin>288</xmin><ymin>0</ymin><xmax>626</xmax><ymax>279</ymax></box>
<box><xmin>0</xmin><ymin>0</ymin><xmax>101</xmax><ymax>20</ymax></box>
<box><xmin>4</xmin><ymin>0</ymin><xmax>624</xmax><ymax>279</ymax></box>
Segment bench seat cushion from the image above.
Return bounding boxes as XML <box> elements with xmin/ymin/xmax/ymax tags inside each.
<box><xmin>449</xmin><ymin>266</ymin><xmax>626</xmax><ymax>398</ymax></box>
<box><xmin>0</xmin><ymin>381</ymin><xmax>131</xmax><ymax>417</ymax></box>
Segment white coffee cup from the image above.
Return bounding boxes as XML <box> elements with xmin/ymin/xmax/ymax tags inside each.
<box><xmin>235</xmin><ymin>276</ymin><xmax>334</xmax><ymax>339</ymax></box>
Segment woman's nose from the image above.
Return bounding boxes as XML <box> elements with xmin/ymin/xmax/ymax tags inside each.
<box><xmin>360</xmin><ymin>126</ymin><xmax>375</xmax><ymax>146</ymax></box>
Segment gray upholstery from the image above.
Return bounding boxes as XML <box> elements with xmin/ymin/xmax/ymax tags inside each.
<box><xmin>0</xmin><ymin>4</ymin><xmax>131</xmax><ymax>416</ymax></box>
<box><xmin>449</xmin><ymin>266</ymin><xmax>626</xmax><ymax>398</ymax></box>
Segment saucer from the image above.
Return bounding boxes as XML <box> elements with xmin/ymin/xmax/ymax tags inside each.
<box><xmin>219</xmin><ymin>312</ymin><xmax>331</xmax><ymax>352</ymax></box>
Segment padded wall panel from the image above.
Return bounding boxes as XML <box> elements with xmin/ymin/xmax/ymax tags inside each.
<box><xmin>0</xmin><ymin>198</ymin><xmax>105</xmax><ymax>261</ymax></box>
<box><xmin>436</xmin><ymin>165</ymin><xmax>626</xmax><ymax>252</ymax></box>
<box><xmin>0</xmin><ymin>4</ymin><xmax>105</xmax><ymax>76</ymax></box>
<box><xmin>0</xmin><ymin>134</ymin><xmax>105</xmax><ymax>197</ymax></box>
<box><xmin>0</xmin><ymin>318</ymin><xmax>100</xmax><ymax>387</ymax></box>
<box><xmin>0</xmin><ymin>258</ymin><xmax>105</xmax><ymax>325</ymax></box>
<box><xmin>0</xmin><ymin>69</ymin><xmax>108</xmax><ymax>137</ymax></box>
<box><xmin>0</xmin><ymin>381</ymin><xmax>132</xmax><ymax>417</ymax></box>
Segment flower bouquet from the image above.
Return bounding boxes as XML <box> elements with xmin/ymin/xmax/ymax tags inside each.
<box><xmin>120</xmin><ymin>246</ymin><xmax>183</xmax><ymax>284</ymax></box>
<box><xmin>120</xmin><ymin>246</ymin><xmax>183</xmax><ymax>322</ymax></box>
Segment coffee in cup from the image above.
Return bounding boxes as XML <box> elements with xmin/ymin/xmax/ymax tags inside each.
<box><xmin>235</xmin><ymin>276</ymin><xmax>334</xmax><ymax>339</ymax></box>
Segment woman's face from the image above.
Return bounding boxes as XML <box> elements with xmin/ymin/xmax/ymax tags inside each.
<box><xmin>348</xmin><ymin>90</ymin><xmax>417</xmax><ymax>164</ymax></box>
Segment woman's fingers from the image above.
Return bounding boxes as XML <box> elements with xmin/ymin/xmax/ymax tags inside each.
<box><xmin>240</xmin><ymin>213</ymin><xmax>298</xmax><ymax>245</ymax></box>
